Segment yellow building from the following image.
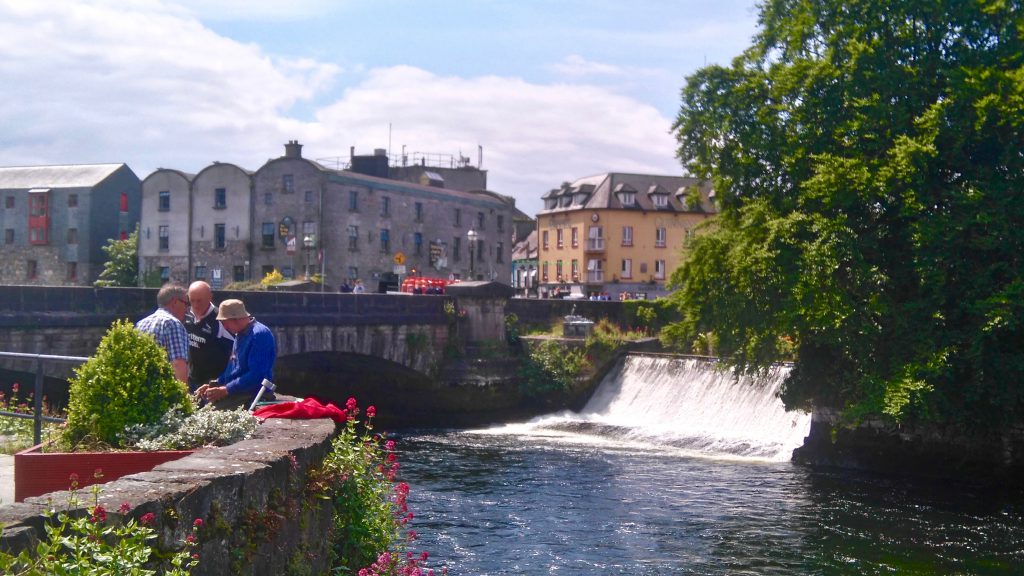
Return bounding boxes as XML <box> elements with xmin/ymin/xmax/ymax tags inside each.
<box><xmin>536</xmin><ymin>173</ymin><xmax>715</xmax><ymax>299</ymax></box>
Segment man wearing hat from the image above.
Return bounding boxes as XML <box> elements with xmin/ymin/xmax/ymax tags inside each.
<box><xmin>196</xmin><ymin>298</ymin><xmax>276</xmax><ymax>409</ymax></box>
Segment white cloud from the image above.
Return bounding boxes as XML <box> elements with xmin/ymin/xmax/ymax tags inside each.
<box><xmin>0</xmin><ymin>1</ymin><xmax>684</xmax><ymax>217</ymax></box>
<box><xmin>550</xmin><ymin>55</ymin><xmax>625</xmax><ymax>77</ymax></box>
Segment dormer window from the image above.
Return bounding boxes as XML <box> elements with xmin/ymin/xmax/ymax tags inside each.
<box><xmin>572</xmin><ymin>192</ymin><xmax>589</xmax><ymax>206</ymax></box>
<box><xmin>544</xmin><ymin>198</ymin><xmax>558</xmax><ymax>210</ymax></box>
<box><xmin>558</xmin><ymin>195</ymin><xmax>572</xmax><ymax>208</ymax></box>
<box><xmin>649</xmin><ymin>184</ymin><xmax>669</xmax><ymax>208</ymax></box>
<box><xmin>614</xmin><ymin>183</ymin><xmax>638</xmax><ymax>207</ymax></box>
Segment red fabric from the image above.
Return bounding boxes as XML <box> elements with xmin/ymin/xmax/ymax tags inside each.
<box><xmin>253</xmin><ymin>397</ymin><xmax>348</xmax><ymax>423</ymax></box>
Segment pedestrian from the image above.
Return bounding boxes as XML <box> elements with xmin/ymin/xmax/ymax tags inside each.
<box><xmin>353</xmin><ymin>279</ymin><xmax>366</xmax><ymax>293</ymax></box>
<box><xmin>135</xmin><ymin>283</ymin><xmax>190</xmax><ymax>384</ymax></box>
<box><xmin>184</xmin><ymin>281</ymin><xmax>235</xmax><ymax>393</ymax></box>
<box><xmin>339</xmin><ymin>280</ymin><xmax>352</xmax><ymax>293</ymax></box>
<box><xmin>196</xmin><ymin>299</ymin><xmax>276</xmax><ymax>409</ymax></box>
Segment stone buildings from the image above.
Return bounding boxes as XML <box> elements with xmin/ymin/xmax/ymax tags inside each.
<box><xmin>535</xmin><ymin>173</ymin><xmax>716</xmax><ymax>299</ymax></box>
<box><xmin>140</xmin><ymin>141</ymin><xmax>519</xmax><ymax>291</ymax></box>
<box><xmin>0</xmin><ymin>164</ymin><xmax>141</xmax><ymax>286</ymax></box>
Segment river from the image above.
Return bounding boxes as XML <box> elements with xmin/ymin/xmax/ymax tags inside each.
<box><xmin>396</xmin><ymin>355</ymin><xmax>1023</xmax><ymax>575</ymax></box>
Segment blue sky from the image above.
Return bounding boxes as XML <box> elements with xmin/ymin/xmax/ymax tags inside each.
<box><xmin>0</xmin><ymin>0</ymin><xmax>759</xmax><ymax>215</ymax></box>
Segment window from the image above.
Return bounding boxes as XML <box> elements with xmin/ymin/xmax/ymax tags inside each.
<box><xmin>66</xmin><ymin>228</ymin><xmax>78</xmax><ymax>245</ymax></box>
<box><xmin>617</xmin><ymin>190</ymin><xmax>636</xmax><ymax>207</ymax></box>
<box><xmin>261</xmin><ymin>222</ymin><xmax>275</xmax><ymax>248</ymax></box>
<box><xmin>655</xmin><ymin>259</ymin><xmax>666</xmax><ymax>280</ymax></box>
<box><xmin>214</xmin><ymin>188</ymin><xmax>227</xmax><ymax>209</ymax></box>
<box><xmin>264</xmin><ymin>192</ymin><xmax>273</xmax><ymax>205</ymax></box>
<box><xmin>475</xmin><ymin>238</ymin><xmax>484</xmax><ymax>262</ymax></box>
<box><xmin>348</xmin><ymin>225</ymin><xmax>359</xmax><ymax>251</ymax></box>
<box><xmin>4</xmin><ymin>196</ymin><xmax>12</xmax><ymax>209</ymax></box>
<box><xmin>282</xmin><ymin>174</ymin><xmax>294</xmax><ymax>193</ymax></box>
<box><xmin>380</xmin><ymin>229</ymin><xmax>390</xmax><ymax>253</ymax></box>
<box><xmin>587</xmin><ymin>226</ymin><xmax>604</xmax><ymax>250</ymax></box>
<box><xmin>26</xmin><ymin>260</ymin><xmax>37</xmax><ymax>280</ymax></box>
<box><xmin>497</xmin><ymin>215</ymin><xmax>504</xmax><ymax>232</ymax></box>
<box><xmin>477</xmin><ymin>212</ymin><xmax>485</xmax><ymax>230</ymax></box>
<box><xmin>622</xmin><ymin>226</ymin><xmax>633</xmax><ymax>247</ymax></box>
<box><xmin>556</xmin><ymin>229</ymin><xmax>564</xmax><ymax>249</ymax></box>
<box><xmin>347</xmin><ymin>266</ymin><xmax>358</xmax><ymax>280</ymax></box>
<box><xmin>542</xmin><ymin>261</ymin><xmax>549</xmax><ymax>282</ymax></box>
<box><xmin>349</xmin><ymin>190</ymin><xmax>359</xmax><ymax>212</ymax></box>
<box><xmin>621</xmin><ymin>258</ymin><xmax>633</xmax><ymax>279</ymax></box>
<box><xmin>381</xmin><ymin>196</ymin><xmax>390</xmax><ymax>216</ymax></box>
<box><xmin>587</xmin><ymin>259</ymin><xmax>604</xmax><ymax>282</ymax></box>
<box><xmin>214</xmin><ymin>223</ymin><xmax>226</xmax><ymax>249</ymax></box>
<box><xmin>195</xmin><ymin>265</ymin><xmax>207</xmax><ymax>280</ymax></box>
<box><xmin>542</xmin><ymin>230</ymin><xmax>549</xmax><ymax>250</ymax></box>
<box><xmin>4</xmin><ymin>229</ymin><xmax>13</xmax><ymax>244</ymax></box>
<box><xmin>652</xmin><ymin>193</ymin><xmax>668</xmax><ymax>208</ymax></box>
<box><xmin>159</xmin><ymin>266</ymin><xmax>170</xmax><ymax>281</ymax></box>
<box><xmin>656</xmin><ymin>227</ymin><xmax>667</xmax><ymax>248</ymax></box>
<box><xmin>158</xmin><ymin>190</ymin><xmax>170</xmax><ymax>211</ymax></box>
<box><xmin>158</xmin><ymin>226</ymin><xmax>170</xmax><ymax>250</ymax></box>
<box><xmin>29</xmin><ymin>192</ymin><xmax>49</xmax><ymax>245</ymax></box>
<box><xmin>453</xmin><ymin>237</ymin><xmax>461</xmax><ymax>262</ymax></box>
<box><xmin>120</xmin><ymin>192</ymin><xmax>128</xmax><ymax>212</ymax></box>
<box><xmin>233</xmin><ymin>265</ymin><xmax>245</xmax><ymax>282</ymax></box>
<box><xmin>571</xmin><ymin>259</ymin><xmax>579</xmax><ymax>281</ymax></box>
<box><xmin>454</xmin><ymin>208</ymin><xmax>461</xmax><ymax>226</ymax></box>
<box><xmin>571</xmin><ymin>227</ymin><xmax>579</xmax><ymax>248</ymax></box>
<box><xmin>66</xmin><ymin>262</ymin><xmax>77</xmax><ymax>282</ymax></box>
<box><xmin>415</xmin><ymin>202</ymin><xmax>423</xmax><ymax>222</ymax></box>
<box><xmin>67</xmin><ymin>194</ymin><xmax>78</xmax><ymax>208</ymax></box>
<box><xmin>304</xmin><ymin>190</ymin><xmax>313</xmax><ymax>203</ymax></box>
<box><xmin>556</xmin><ymin>260</ymin><xmax>563</xmax><ymax>280</ymax></box>
<box><xmin>261</xmin><ymin>265</ymin><xmax>275</xmax><ymax>278</ymax></box>
<box><xmin>496</xmin><ymin>241</ymin><xmax>503</xmax><ymax>263</ymax></box>
<box><xmin>640</xmin><ymin>262</ymin><xmax>648</xmax><ymax>274</ymax></box>
<box><xmin>414</xmin><ymin>232</ymin><xmax>423</xmax><ymax>255</ymax></box>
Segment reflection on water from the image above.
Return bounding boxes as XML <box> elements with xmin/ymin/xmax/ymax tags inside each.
<box><xmin>398</xmin><ymin>431</ymin><xmax>1023</xmax><ymax>575</ymax></box>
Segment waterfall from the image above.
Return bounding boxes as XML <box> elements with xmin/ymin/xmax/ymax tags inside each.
<box><xmin>479</xmin><ymin>354</ymin><xmax>812</xmax><ymax>462</ymax></box>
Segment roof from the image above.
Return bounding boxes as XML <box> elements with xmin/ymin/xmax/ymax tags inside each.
<box><xmin>0</xmin><ymin>164</ymin><xmax>128</xmax><ymax>189</ymax></box>
<box><xmin>539</xmin><ymin>172</ymin><xmax>717</xmax><ymax>214</ymax></box>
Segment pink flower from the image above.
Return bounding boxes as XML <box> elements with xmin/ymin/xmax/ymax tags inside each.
<box><xmin>346</xmin><ymin>397</ymin><xmax>358</xmax><ymax>411</ymax></box>
<box><xmin>90</xmin><ymin>505</ymin><xmax>107</xmax><ymax>523</ymax></box>
<box><xmin>119</xmin><ymin>502</ymin><xmax>132</xmax><ymax>514</ymax></box>
<box><xmin>11</xmin><ymin>382</ymin><xmax>18</xmax><ymax>393</ymax></box>
<box><xmin>385</xmin><ymin>440</ymin><xmax>396</xmax><ymax>451</ymax></box>
<box><xmin>366</xmin><ymin>406</ymin><xmax>376</xmax><ymax>418</ymax></box>
<box><xmin>140</xmin><ymin>512</ymin><xmax>156</xmax><ymax>526</ymax></box>
<box><xmin>193</xmin><ymin>518</ymin><xmax>204</xmax><ymax>528</ymax></box>
<box><xmin>185</xmin><ymin>534</ymin><xmax>196</xmax><ymax>544</ymax></box>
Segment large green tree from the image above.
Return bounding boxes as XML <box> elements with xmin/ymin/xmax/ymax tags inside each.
<box><xmin>667</xmin><ymin>0</ymin><xmax>1024</xmax><ymax>431</ymax></box>
<box><xmin>94</xmin><ymin>226</ymin><xmax>139</xmax><ymax>287</ymax></box>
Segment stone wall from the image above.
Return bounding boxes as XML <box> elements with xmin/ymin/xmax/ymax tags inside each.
<box><xmin>0</xmin><ymin>417</ymin><xmax>339</xmax><ymax>576</ymax></box>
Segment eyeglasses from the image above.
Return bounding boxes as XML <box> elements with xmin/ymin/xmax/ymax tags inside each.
<box><xmin>178</xmin><ymin>297</ymin><xmax>190</xmax><ymax>306</ymax></box>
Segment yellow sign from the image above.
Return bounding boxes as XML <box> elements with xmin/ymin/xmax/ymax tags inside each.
<box><xmin>393</xmin><ymin>252</ymin><xmax>406</xmax><ymax>265</ymax></box>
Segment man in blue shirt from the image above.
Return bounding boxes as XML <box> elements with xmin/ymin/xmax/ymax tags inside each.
<box><xmin>196</xmin><ymin>299</ymin><xmax>276</xmax><ymax>409</ymax></box>
<box><xmin>136</xmin><ymin>283</ymin><xmax>190</xmax><ymax>384</ymax></box>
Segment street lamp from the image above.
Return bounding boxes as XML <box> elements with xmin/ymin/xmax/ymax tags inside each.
<box><xmin>466</xmin><ymin>228</ymin><xmax>477</xmax><ymax>280</ymax></box>
<box><xmin>303</xmin><ymin>235</ymin><xmax>314</xmax><ymax>280</ymax></box>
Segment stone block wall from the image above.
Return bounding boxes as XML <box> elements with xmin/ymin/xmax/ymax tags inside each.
<box><xmin>0</xmin><ymin>417</ymin><xmax>339</xmax><ymax>576</ymax></box>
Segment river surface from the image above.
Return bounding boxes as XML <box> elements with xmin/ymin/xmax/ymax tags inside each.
<box><xmin>395</xmin><ymin>355</ymin><xmax>1024</xmax><ymax>575</ymax></box>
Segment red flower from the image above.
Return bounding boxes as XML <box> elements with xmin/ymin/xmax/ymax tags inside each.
<box><xmin>119</xmin><ymin>502</ymin><xmax>132</xmax><ymax>514</ymax></box>
<box><xmin>90</xmin><ymin>505</ymin><xmax>107</xmax><ymax>523</ymax></box>
<box><xmin>366</xmin><ymin>406</ymin><xmax>377</xmax><ymax>418</ymax></box>
<box><xmin>193</xmin><ymin>518</ymin><xmax>204</xmax><ymax>528</ymax></box>
<box><xmin>140</xmin><ymin>512</ymin><xmax>156</xmax><ymax>526</ymax></box>
<box><xmin>346</xmin><ymin>397</ymin><xmax>358</xmax><ymax>411</ymax></box>
<box><xmin>11</xmin><ymin>382</ymin><xmax>18</xmax><ymax>393</ymax></box>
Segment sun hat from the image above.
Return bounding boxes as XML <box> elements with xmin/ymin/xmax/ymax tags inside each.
<box><xmin>216</xmin><ymin>299</ymin><xmax>251</xmax><ymax>320</ymax></box>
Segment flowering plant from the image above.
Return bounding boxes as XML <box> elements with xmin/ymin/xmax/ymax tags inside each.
<box><xmin>121</xmin><ymin>405</ymin><xmax>260</xmax><ymax>450</ymax></box>
<box><xmin>0</xmin><ymin>382</ymin><xmax>64</xmax><ymax>453</ymax></box>
<box><xmin>0</xmin><ymin>471</ymin><xmax>200</xmax><ymax>575</ymax></box>
<box><xmin>310</xmin><ymin>398</ymin><xmax>446</xmax><ymax>576</ymax></box>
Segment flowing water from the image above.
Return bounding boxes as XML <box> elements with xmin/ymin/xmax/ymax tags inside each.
<box><xmin>397</xmin><ymin>355</ymin><xmax>1024</xmax><ymax>575</ymax></box>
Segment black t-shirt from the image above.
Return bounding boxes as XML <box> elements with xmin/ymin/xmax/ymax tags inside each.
<box><xmin>185</xmin><ymin>304</ymin><xmax>235</xmax><ymax>387</ymax></box>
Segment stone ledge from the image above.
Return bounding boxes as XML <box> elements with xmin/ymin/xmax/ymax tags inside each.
<box><xmin>0</xmin><ymin>417</ymin><xmax>339</xmax><ymax>576</ymax></box>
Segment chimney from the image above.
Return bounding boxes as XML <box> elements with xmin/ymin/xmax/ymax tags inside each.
<box><xmin>284</xmin><ymin>140</ymin><xmax>303</xmax><ymax>159</ymax></box>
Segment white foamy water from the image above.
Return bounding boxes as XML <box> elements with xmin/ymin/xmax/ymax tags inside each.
<box><xmin>475</xmin><ymin>354</ymin><xmax>811</xmax><ymax>462</ymax></box>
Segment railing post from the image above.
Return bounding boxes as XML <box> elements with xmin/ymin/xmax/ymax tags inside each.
<box><xmin>34</xmin><ymin>356</ymin><xmax>44</xmax><ymax>446</ymax></box>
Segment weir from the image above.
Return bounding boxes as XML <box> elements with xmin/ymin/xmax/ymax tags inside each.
<box><xmin>482</xmin><ymin>353</ymin><xmax>811</xmax><ymax>462</ymax></box>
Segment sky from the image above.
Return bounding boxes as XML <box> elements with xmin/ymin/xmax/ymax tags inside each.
<box><xmin>0</xmin><ymin>0</ymin><xmax>760</xmax><ymax>216</ymax></box>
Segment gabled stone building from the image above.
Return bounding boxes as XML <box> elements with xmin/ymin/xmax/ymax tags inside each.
<box><xmin>0</xmin><ymin>163</ymin><xmax>141</xmax><ymax>286</ymax></box>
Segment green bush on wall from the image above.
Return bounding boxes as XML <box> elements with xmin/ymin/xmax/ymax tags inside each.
<box><xmin>63</xmin><ymin>319</ymin><xmax>193</xmax><ymax>448</ymax></box>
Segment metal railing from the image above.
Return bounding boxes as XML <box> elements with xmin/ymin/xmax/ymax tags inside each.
<box><xmin>0</xmin><ymin>351</ymin><xmax>87</xmax><ymax>445</ymax></box>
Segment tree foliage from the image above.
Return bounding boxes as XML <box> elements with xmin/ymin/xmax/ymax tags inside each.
<box><xmin>667</xmin><ymin>0</ymin><xmax>1024</xmax><ymax>431</ymax></box>
<box><xmin>95</xmin><ymin>226</ymin><xmax>139</xmax><ymax>287</ymax></box>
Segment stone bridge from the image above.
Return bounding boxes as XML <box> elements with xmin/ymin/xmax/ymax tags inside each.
<box><xmin>0</xmin><ymin>284</ymin><xmax>631</xmax><ymax>426</ymax></box>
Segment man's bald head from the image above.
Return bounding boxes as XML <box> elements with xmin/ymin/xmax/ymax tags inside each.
<box><xmin>188</xmin><ymin>281</ymin><xmax>214</xmax><ymax>318</ymax></box>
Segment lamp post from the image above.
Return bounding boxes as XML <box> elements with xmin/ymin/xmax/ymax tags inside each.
<box><xmin>466</xmin><ymin>228</ymin><xmax>477</xmax><ymax>280</ymax></box>
<box><xmin>303</xmin><ymin>235</ymin><xmax>313</xmax><ymax>280</ymax></box>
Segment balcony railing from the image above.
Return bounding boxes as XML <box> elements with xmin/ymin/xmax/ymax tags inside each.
<box><xmin>586</xmin><ymin>239</ymin><xmax>605</xmax><ymax>251</ymax></box>
<box><xmin>587</xmin><ymin>271</ymin><xmax>605</xmax><ymax>283</ymax></box>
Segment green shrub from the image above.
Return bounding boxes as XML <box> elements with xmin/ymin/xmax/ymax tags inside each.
<box><xmin>63</xmin><ymin>319</ymin><xmax>193</xmax><ymax>449</ymax></box>
<box><xmin>520</xmin><ymin>339</ymin><xmax>587</xmax><ymax>396</ymax></box>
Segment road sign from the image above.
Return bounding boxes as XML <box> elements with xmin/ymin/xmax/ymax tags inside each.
<box><xmin>394</xmin><ymin>252</ymin><xmax>406</xmax><ymax>265</ymax></box>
